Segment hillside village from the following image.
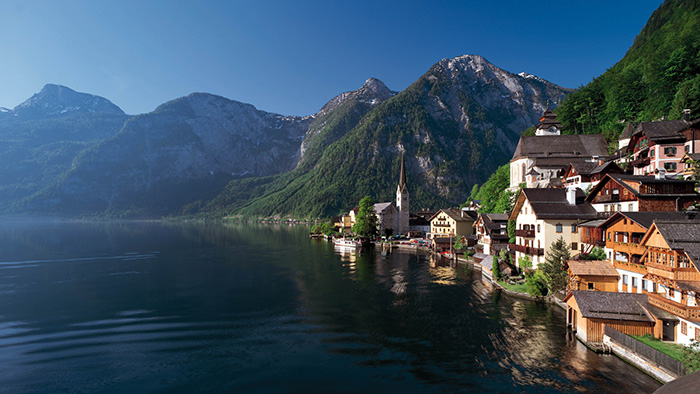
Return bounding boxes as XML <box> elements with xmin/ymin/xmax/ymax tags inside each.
<box><xmin>325</xmin><ymin>107</ymin><xmax>700</xmax><ymax>381</ymax></box>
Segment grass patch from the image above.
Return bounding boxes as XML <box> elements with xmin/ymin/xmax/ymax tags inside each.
<box><xmin>498</xmin><ymin>280</ymin><xmax>529</xmax><ymax>294</ymax></box>
<box><xmin>632</xmin><ymin>334</ymin><xmax>685</xmax><ymax>362</ymax></box>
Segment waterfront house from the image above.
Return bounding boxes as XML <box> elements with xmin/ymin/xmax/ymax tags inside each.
<box><xmin>638</xmin><ymin>220</ymin><xmax>700</xmax><ymax>345</ymax></box>
<box><xmin>567</xmin><ymin>260</ymin><xmax>619</xmax><ymax>292</ymax></box>
<box><xmin>596</xmin><ymin>212</ymin><xmax>700</xmax><ymax>295</ymax></box>
<box><xmin>509</xmin><ymin>109</ymin><xmax>609</xmax><ymax>191</ymax></box>
<box><xmin>565</xmin><ymin>290</ymin><xmax>670</xmax><ymax>342</ymax></box>
<box><xmin>585</xmin><ymin>173</ymin><xmax>700</xmax><ymax>214</ymax></box>
<box><xmin>429</xmin><ymin>209</ymin><xmax>477</xmax><ymax>240</ymax></box>
<box><xmin>474</xmin><ymin>213</ymin><xmax>509</xmax><ymax>255</ymax></box>
<box><xmin>625</xmin><ymin>111</ymin><xmax>700</xmax><ymax>176</ymax></box>
<box><xmin>509</xmin><ymin>188</ymin><xmax>598</xmax><ymax>269</ymax></box>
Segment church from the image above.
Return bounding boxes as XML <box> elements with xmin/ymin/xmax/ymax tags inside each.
<box><xmin>374</xmin><ymin>153</ymin><xmax>410</xmax><ymax>236</ymax></box>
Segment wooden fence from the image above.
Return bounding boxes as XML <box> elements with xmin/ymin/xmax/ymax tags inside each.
<box><xmin>604</xmin><ymin>325</ymin><xmax>690</xmax><ymax>376</ymax></box>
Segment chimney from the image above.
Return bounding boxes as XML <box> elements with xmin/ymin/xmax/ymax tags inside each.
<box><xmin>566</xmin><ymin>188</ymin><xmax>577</xmax><ymax>206</ymax></box>
<box><xmin>683</xmin><ymin>109</ymin><xmax>691</xmax><ymax>122</ymax></box>
<box><xmin>656</xmin><ymin>168</ymin><xmax>666</xmax><ymax>180</ymax></box>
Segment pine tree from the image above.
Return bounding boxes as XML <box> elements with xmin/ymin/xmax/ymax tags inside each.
<box><xmin>540</xmin><ymin>237</ymin><xmax>571</xmax><ymax>295</ymax></box>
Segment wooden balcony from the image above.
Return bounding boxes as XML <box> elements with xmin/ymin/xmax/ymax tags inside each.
<box><xmin>508</xmin><ymin>243</ymin><xmax>544</xmax><ymax>256</ymax></box>
<box><xmin>515</xmin><ymin>229</ymin><xmax>535</xmax><ymax>238</ymax></box>
<box><xmin>613</xmin><ymin>260</ymin><xmax>647</xmax><ymax>275</ymax></box>
<box><xmin>608</xmin><ymin>241</ymin><xmax>646</xmax><ymax>257</ymax></box>
<box><xmin>646</xmin><ymin>264</ymin><xmax>700</xmax><ymax>281</ymax></box>
<box><xmin>595</xmin><ymin>194</ymin><xmax>620</xmax><ymax>203</ymax></box>
<box><xmin>647</xmin><ymin>293</ymin><xmax>700</xmax><ymax>322</ymax></box>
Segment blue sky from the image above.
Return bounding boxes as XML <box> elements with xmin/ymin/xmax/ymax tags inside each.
<box><xmin>1</xmin><ymin>0</ymin><xmax>664</xmax><ymax>116</ymax></box>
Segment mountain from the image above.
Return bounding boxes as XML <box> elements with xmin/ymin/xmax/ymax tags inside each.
<box><xmin>557</xmin><ymin>0</ymin><xmax>700</xmax><ymax>142</ymax></box>
<box><xmin>10</xmin><ymin>84</ymin><xmax>125</xmax><ymax>119</ymax></box>
<box><xmin>202</xmin><ymin>55</ymin><xmax>573</xmax><ymax>218</ymax></box>
<box><xmin>0</xmin><ymin>85</ymin><xmax>129</xmax><ymax>208</ymax></box>
<box><xmin>18</xmin><ymin>93</ymin><xmax>311</xmax><ymax>216</ymax></box>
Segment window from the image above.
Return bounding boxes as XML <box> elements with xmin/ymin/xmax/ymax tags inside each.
<box><xmin>696</xmin><ymin>328</ymin><xmax>700</xmax><ymax>341</ymax></box>
<box><xmin>664</xmin><ymin>146</ymin><xmax>677</xmax><ymax>156</ymax></box>
<box><xmin>571</xmin><ymin>242</ymin><xmax>578</xmax><ymax>250</ymax></box>
<box><xmin>571</xmin><ymin>224</ymin><xmax>577</xmax><ymax>233</ymax></box>
<box><xmin>623</xmin><ymin>275</ymin><xmax>628</xmax><ymax>285</ymax></box>
<box><xmin>669</xmin><ymin>287</ymin><xmax>675</xmax><ymax>298</ymax></box>
<box><xmin>650</xmin><ymin>148</ymin><xmax>655</xmax><ymax>158</ymax></box>
<box><xmin>537</xmin><ymin>224</ymin><xmax>540</xmax><ymax>233</ymax></box>
<box><xmin>686</xmin><ymin>145</ymin><xmax>691</xmax><ymax>153</ymax></box>
<box><xmin>653</xmin><ymin>282</ymin><xmax>657</xmax><ymax>293</ymax></box>
<box><xmin>642</xmin><ymin>279</ymin><xmax>647</xmax><ymax>291</ymax></box>
<box><xmin>682</xmin><ymin>321</ymin><xmax>688</xmax><ymax>335</ymax></box>
<box><xmin>617</xmin><ymin>204</ymin><xmax>622</xmax><ymax>212</ymax></box>
<box><xmin>587</xmin><ymin>283</ymin><xmax>594</xmax><ymax>290</ymax></box>
<box><xmin>665</xmin><ymin>162</ymin><xmax>677</xmax><ymax>171</ymax></box>
<box><xmin>556</xmin><ymin>224</ymin><xmax>563</xmax><ymax>233</ymax></box>
<box><xmin>632</xmin><ymin>277</ymin><xmax>637</xmax><ymax>288</ymax></box>
<box><xmin>628</xmin><ymin>203</ymin><xmax>633</xmax><ymax>211</ymax></box>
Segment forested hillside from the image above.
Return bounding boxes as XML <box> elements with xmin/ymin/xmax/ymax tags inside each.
<box><xmin>557</xmin><ymin>0</ymin><xmax>700</xmax><ymax>144</ymax></box>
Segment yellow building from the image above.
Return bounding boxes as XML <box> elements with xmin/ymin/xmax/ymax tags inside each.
<box><xmin>429</xmin><ymin>209</ymin><xmax>477</xmax><ymax>239</ymax></box>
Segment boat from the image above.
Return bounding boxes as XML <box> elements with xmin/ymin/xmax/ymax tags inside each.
<box><xmin>333</xmin><ymin>237</ymin><xmax>361</xmax><ymax>248</ymax></box>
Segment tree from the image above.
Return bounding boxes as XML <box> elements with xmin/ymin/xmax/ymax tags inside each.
<box><xmin>507</xmin><ymin>220</ymin><xmax>516</xmax><ymax>243</ymax></box>
<box><xmin>352</xmin><ymin>196</ymin><xmax>378</xmax><ymax>238</ymax></box>
<box><xmin>540</xmin><ymin>237</ymin><xmax>571</xmax><ymax>295</ymax></box>
<box><xmin>681</xmin><ymin>339</ymin><xmax>700</xmax><ymax>372</ymax></box>
<box><xmin>579</xmin><ymin>246</ymin><xmax>606</xmax><ymax>261</ymax></box>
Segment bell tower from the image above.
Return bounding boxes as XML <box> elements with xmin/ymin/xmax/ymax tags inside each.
<box><xmin>396</xmin><ymin>153</ymin><xmax>409</xmax><ymax>235</ymax></box>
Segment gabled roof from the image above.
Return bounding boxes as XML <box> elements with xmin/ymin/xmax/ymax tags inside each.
<box><xmin>510</xmin><ymin>188</ymin><xmax>598</xmax><ymax>221</ymax></box>
<box><xmin>511</xmin><ymin>134</ymin><xmax>609</xmax><ymax>162</ymax></box>
<box><xmin>585</xmin><ymin>174</ymin><xmax>699</xmax><ymax>203</ymax></box>
<box><xmin>568</xmin><ymin>260</ymin><xmax>618</xmax><ymax>277</ymax></box>
<box><xmin>619</xmin><ymin>122</ymin><xmax>637</xmax><ymax>140</ymax></box>
<box><xmin>682</xmin><ymin>153</ymin><xmax>700</xmax><ymax>162</ymax></box>
<box><xmin>654</xmin><ymin>221</ymin><xmax>700</xmax><ymax>267</ymax></box>
<box><xmin>597</xmin><ymin>211</ymin><xmax>700</xmax><ymax>231</ymax></box>
<box><xmin>630</xmin><ymin>118</ymin><xmax>700</xmax><ymax>141</ymax></box>
<box><xmin>430</xmin><ymin>208</ymin><xmax>474</xmax><ymax>223</ymax></box>
<box><xmin>374</xmin><ymin>202</ymin><xmax>395</xmax><ymax>213</ymax></box>
<box><xmin>565</xmin><ymin>291</ymin><xmax>657</xmax><ymax>323</ymax></box>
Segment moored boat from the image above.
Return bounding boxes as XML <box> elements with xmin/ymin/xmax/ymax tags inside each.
<box><xmin>333</xmin><ymin>237</ymin><xmax>361</xmax><ymax>248</ymax></box>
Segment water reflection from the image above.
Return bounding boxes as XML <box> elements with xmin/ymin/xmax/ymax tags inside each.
<box><xmin>0</xmin><ymin>221</ymin><xmax>661</xmax><ymax>393</ymax></box>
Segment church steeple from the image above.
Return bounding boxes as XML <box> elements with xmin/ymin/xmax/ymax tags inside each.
<box><xmin>396</xmin><ymin>153</ymin><xmax>409</xmax><ymax>235</ymax></box>
<box><xmin>398</xmin><ymin>152</ymin><xmax>407</xmax><ymax>191</ymax></box>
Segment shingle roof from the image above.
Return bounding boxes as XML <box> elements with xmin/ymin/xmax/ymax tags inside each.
<box><xmin>374</xmin><ymin>202</ymin><xmax>395</xmax><ymax>213</ymax></box>
<box><xmin>431</xmin><ymin>208</ymin><xmax>473</xmax><ymax>222</ymax></box>
<box><xmin>632</xmin><ymin>118</ymin><xmax>700</xmax><ymax>142</ymax></box>
<box><xmin>512</xmin><ymin>134</ymin><xmax>608</xmax><ymax>161</ymax></box>
<box><xmin>598</xmin><ymin>211</ymin><xmax>700</xmax><ymax>230</ymax></box>
<box><xmin>619</xmin><ymin>122</ymin><xmax>637</xmax><ymax>140</ymax></box>
<box><xmin>654</xmin><ymin>221</ymin><xmax>700</xmax><ymax>266</ymax></box>
<box><xmin>520</xmin><ymin>188</ymin><xmax>598</xmax><ymax>220</ymax></box>
<box><xmin>568</xmin><ymin>260</ymin><xmax>618</xmax><ymax>277</ymax></box>
<box><xmin>586</xmin><ymin>174</ymin><xmax>699</xmax><ymax>202</ymax></box>
<box><xmin>568</xmin><ymin>291</ymin><xmax>656</xmax><ymax>323</ymax></box>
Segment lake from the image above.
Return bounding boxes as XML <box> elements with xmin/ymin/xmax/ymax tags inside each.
<box><xmin>0</xmin><ymin>220</ymin><xmax>661</xmax><ymax>393</ymax></box>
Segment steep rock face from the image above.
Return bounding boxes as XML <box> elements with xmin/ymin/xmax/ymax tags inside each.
<box><xmin>298</xmin><ymin>78</ymin><xmax>396</xmax><ymax>169</ymax></box>
<box><xmin>206</xmin><ymin>55</ymin><xmax>574</xmax><ymax>218</ymax></box>
<box><xmin>11</xmin><ymin>84</ymin><xmax>125</xmax><ymax>119</ymax></box>
<box><xmin>24</xmin><ymin>93</ymin><xmax>311</xmax><ymax>215</ymax></box>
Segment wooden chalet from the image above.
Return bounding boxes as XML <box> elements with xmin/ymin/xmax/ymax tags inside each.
<box><xmin>567</xmin><ymin>260</ymin><xmax>619</xmax><ymax>292</ymax></box>
<box><xmin>639</xmin><ymin>220</ymin><xmax>700</xmax><ymax>344</ymax></box>
<box><xmin>585</xmin><ymin>173</ymin><xmax>700</xmax><ymax>214</ymax></box>
<box><xmin>565</xmin><ymin>290</ymin><xmax>672</xmax><ymax>343</ymax></box>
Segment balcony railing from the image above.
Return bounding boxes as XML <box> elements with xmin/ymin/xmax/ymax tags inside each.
<box><xmin>647</xmin><ymin>293</ymin><xmax>700</xmax><ymax>322</ymax></box>
<box><xmin>515</xmin><ymin>229</ymin><xmax>535</xmax><ymax>238</ymax></box>
<box><xmin>646</xmin><ymin>264</ymin><xmax>700</xmax><ymax>281</ymax></box>
<box><xmin>612</xmin><ymin>260</ymin><xmax>647</xmax><ymax>275</ymax></box>
<box><xmin>595</xmin><ymin>194</ymin><xmax>620</xmax><ymax>203</ymax></box>
<box><xmin>631</xmin><ymin>156</ymin><xmax>651</xmax><ymax>168</ymax></box>
<box><xmin>508</xmin><ymin>243</ymin><xmax>544</xmax><ymax>256</ymax></box>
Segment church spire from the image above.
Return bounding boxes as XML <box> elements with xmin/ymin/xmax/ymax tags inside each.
<box><xmin>398</xmin><ymin>152</ymin><xmax>407</xmax><ymax>190</ymax></box>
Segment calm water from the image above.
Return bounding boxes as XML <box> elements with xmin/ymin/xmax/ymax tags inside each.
<box><xmin>0</xmin><ymin>220</ymin><xmax>660</xmax><ymax>393</ymax></box>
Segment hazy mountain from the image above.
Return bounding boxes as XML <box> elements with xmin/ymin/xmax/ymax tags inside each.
<box><xmin>19</xmin><ymin>93</ymin><xmax>311</xmax><ymax>216</ymax></box>
<box><xmin>0</xmin><ymin>85</ymin><xmax>129</xmax><ymax>208</ymax></box>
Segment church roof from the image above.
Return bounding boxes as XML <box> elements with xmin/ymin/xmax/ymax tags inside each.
<box><xmin>511</xmin><ymin>134</ymin><xmax>608</xmax><ymax>161</ymax></box>
<box><xmin>398</xmin><ymin>152</ymin><xmax>407</xmax><ymax>190</ymax></box>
